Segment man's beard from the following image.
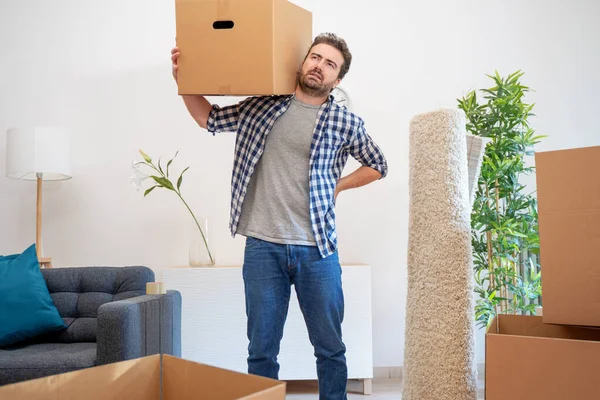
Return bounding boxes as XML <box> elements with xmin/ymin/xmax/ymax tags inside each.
<box><xmin>297</xmin><ymin>69</ymin><xmax>335</xmax><ymax>97</ymax></box>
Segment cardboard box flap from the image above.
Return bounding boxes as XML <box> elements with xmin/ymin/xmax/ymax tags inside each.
<box><xmin>162</xmin><ymin>354</ymin><xmax>286</xmax><ymax>400</ymax></box>
<box><xmin>488</xmin><ymin>315</ymin><xmax>600</xmax><ymax>342</ymax></box>
<box><xmin>0</xmin><ymin>355</ymin><xmax>161</xmax><ymax>400</ymax></box>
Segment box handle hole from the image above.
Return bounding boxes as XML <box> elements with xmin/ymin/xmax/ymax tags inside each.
<box><xmin>213</xmin><ymin>21</ymin><xmax>235</xmax><ymax>30</ymax></box>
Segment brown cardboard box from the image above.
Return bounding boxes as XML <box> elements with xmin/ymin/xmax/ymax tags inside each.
<box><xmin>0</xmin><ymin>354</ymin><xmax>286</xmax><ymax>400</ymax></box>
<box><xmin>535</xmin><ymin>145</ymin><xmax>600</xmax><ymax>327</ymax></box>
<box><xmin>485</xmin><ymin>315</ymin><xmax>600</xmax><ymax>400</ymax></box>
<box><xmin>175</xmin><ymin>0</ymin><xmax>312</xmax><ymax>96</ymax></box>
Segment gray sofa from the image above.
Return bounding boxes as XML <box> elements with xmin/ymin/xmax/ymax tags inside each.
<box><xmin>0</xmin><ymin>266</ymin><xmax>181</xmax><ymax>386</ymax></box>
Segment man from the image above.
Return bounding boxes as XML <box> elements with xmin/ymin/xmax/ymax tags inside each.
<box><xmin>171</xmin><ymin>33</ymin><xmax>387</xmax><ymax>400</ymax></box>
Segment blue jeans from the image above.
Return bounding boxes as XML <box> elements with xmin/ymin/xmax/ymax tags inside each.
<box><xmin>242</xmin><ymin>237</ymin><xmax>348</xmax><ymax>400</ymax></box>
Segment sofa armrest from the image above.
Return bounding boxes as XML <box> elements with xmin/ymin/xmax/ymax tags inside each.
<box><xmin>96</xmin><ymin>290</ymin><xmax>182</xmax><ymax>365</ymax></box>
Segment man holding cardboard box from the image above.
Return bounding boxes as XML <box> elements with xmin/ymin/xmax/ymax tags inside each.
<box><xmin>171</xmin><ymin>33</ymin><xmax>387</xmax><ymax>399</ymax></box>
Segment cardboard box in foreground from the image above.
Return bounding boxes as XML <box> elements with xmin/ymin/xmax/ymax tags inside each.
<box><xmin>535</xmin><ymin>145</ymin><xmax>600</xmax><ymax>327</ymax></box>
<box><xmin>485</xmin><ymin>315</ymin><xmax>600</xmax><ymax>400</ymax></box>
<box><xmin>175</xmin><ymin>0</ymin><xmax>312</xmax><ymax>96</ymax></box>
<box><xmin>0</xmin><ymin>354</ymin><xmax>286</xmax><ymax>400</ymax></box>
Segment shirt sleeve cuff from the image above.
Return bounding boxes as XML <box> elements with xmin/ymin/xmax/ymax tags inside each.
<box><xmin>368</xmin><ymin>161</ymin><xmax>388</xmax><ymax>179</ymax></box>
<box><xmin>206</xmin><ymin>105</ymin><xmax>218</xmax><ymax>136</ymax></box>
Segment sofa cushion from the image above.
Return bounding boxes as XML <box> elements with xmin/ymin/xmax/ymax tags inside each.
<box><xmin>0</xmin><ymin>342</ymin><xmax>97</xmax><ymax>385</ymax></box>
<box><xmin>35</xmin><ymin>266</ymin><xmax>154</xmax><ymax>343</ymax></box>
<box><xmin>0</xmin><ymin>244</ymin><xmax>67</xmax><ymax>347</ymax></box>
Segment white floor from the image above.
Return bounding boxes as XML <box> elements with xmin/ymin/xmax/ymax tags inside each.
<box><xmin>286</xmin><ymin>379</ymin><xmax>401</xmax><ymax>400</ymax></box>
<box><xmin>285</xmin><ymin>377</ymin><xmax>485</xmax><ymax>399</ymax></box>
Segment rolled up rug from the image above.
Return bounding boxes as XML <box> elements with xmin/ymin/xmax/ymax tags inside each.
<box><xmin>403</xmin><ymin>108</ymin><xmax>477</xmax><ymax>400</ymax></box>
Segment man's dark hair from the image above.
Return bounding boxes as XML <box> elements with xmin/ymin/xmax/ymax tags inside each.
<box><xmin>305</xmin><ymin>33</ymin><xmax>352</xmax><ymax>80</ymax></box>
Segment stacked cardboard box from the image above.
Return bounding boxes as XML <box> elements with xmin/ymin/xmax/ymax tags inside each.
<box><xmin>485</xmin><ymin>145</ymin><xmax>600</xmax><ymax>400</ymax></box>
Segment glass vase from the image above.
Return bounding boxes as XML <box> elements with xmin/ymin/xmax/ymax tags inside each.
<box><xmin>188</xmin><ymin>216</ymin><xmax>215</xmax><ymax>267</ymax></box>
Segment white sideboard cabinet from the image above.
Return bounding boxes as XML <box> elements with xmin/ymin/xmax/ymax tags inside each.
<box><xmin>162</xmin><ymin>264</ymin><xmax>373</xmax><ymax>393</ymax></box>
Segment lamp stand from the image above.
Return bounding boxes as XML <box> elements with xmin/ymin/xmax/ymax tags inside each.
<box><xmin>36</xmin><ymin>173</ymin><xmax>53</xmax><ymax>268</ymax></box>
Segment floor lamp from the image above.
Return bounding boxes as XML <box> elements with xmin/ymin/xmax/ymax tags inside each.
<box><xmin>5</xmin><ymin>127</ymin><xmax>72</xmax><ymax>268</ymax></box>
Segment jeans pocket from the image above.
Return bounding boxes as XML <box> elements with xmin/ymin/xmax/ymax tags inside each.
<box><xmin>245</xmin><ymin>236</ymin><xmax>262</xmax><ymax>249</ymax></box>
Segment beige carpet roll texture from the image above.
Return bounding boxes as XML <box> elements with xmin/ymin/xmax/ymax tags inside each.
<box><xmin>403</xmin><ymin>109</ymin><xmax>477</xmax><ymax>400</ymax></box>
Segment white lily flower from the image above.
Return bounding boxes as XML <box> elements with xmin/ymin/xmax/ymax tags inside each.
<box><xmin>130</xmin><ymin>159</ymin><xmax>149</xmax><ymax>191</ymax></box>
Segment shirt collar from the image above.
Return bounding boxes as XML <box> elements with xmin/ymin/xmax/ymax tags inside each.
<box><xmin>287</xmin><ymin>92</ymin><xmax>335</xmax><ymax>110</ymax></box>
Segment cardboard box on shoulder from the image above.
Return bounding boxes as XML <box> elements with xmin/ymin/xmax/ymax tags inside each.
<box><xmin>175</xmin><ymin>0</ymin><xmax>313</xmax><ymax>96</ymax></box>
<box><xmin>535</xmin><ymin>145</ymin><xmax>600</xmax><ymax>327</ymax></box>
<box><xmin>0</xmin><ymin>354</ymin><xmax>286</xmax><ymax>400</ymax></box>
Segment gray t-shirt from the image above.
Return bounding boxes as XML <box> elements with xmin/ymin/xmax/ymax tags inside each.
<box><xmin>236</xmin><ymin>96</ymin><xmax>320</xmax><ymax>245</ymax></box>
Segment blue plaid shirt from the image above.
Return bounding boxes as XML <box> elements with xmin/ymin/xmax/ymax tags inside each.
<box><xmin>207</xmin><ymin>94</ymin><xmax>388</xmax><ymax>257</ymax></box>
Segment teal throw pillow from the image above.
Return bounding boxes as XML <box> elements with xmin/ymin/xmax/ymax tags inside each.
<box><xmin>0</xmin><ymin>244</ymin><xmax>67</xmax><ymax>347</ymax></box>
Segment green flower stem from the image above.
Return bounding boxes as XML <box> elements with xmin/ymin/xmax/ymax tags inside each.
<box><xmin>175</xmin><ymin>191</ymin><xmax>214</xmax><ymax>265</ymax></box>
<box><xmin>137</xmin><ymin>158</ymin><xmax>214</xmax><ymax>265</ymax></box>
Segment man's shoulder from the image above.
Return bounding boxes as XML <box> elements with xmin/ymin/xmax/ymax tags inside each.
<box><xmin>328</xmin><ymin>101</ymin><xmax>364</xmax><ymax>127</ymax></box>
<box><xmin>242</xmin><ymin>94</ymin><xmax>292</xmax><ymax>109</ymax></box>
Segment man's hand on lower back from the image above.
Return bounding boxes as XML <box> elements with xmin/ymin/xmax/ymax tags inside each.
<box><xmin>333</xmin><ymin>166</ymin><xmax>383</xmax><ymax>203</ymax></box>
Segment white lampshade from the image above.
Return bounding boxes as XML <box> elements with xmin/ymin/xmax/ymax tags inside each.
<box><xmin>6</xmin><ymin>127</ymin><xmax>72</xmax><ymax>181</ymax></box>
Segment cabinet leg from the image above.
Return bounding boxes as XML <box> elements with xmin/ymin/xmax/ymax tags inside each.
<box><xmin>362</xmin><ymin>378</ymin><xmax>372</xmax><ymax>395</ymax></box>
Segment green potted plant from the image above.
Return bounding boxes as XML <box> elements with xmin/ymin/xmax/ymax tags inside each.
<box><xmin>458</xmin><ymin>71</ymin><xmax>545</xmax><ymax>329</ymax></box>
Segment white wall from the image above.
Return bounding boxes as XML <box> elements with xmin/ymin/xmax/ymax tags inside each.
<box><xmin>1</xmin><ymin>0</ymin><xmax>598</xmax><ymax>368</ymax></box>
